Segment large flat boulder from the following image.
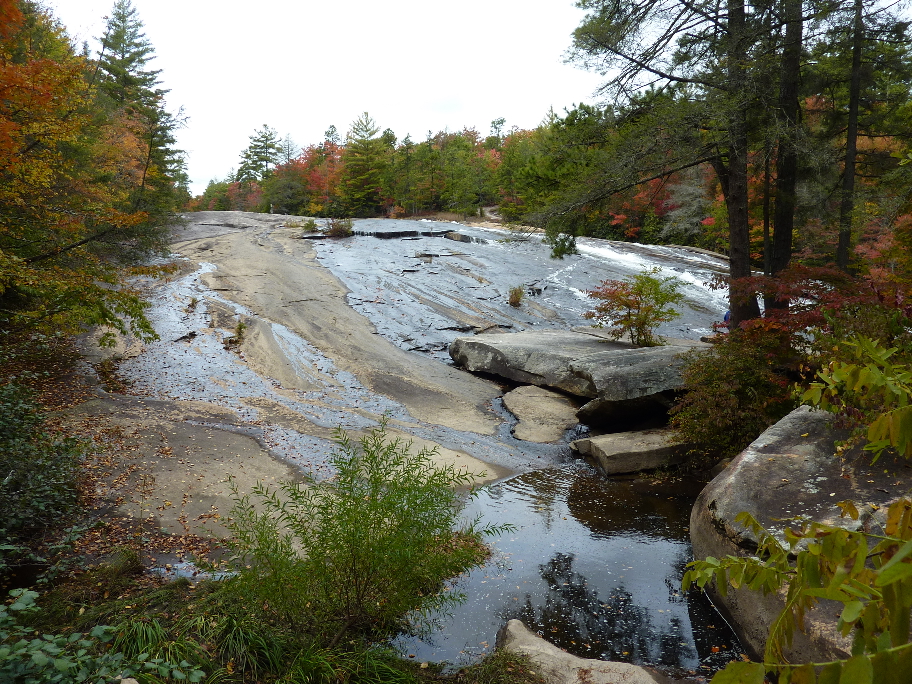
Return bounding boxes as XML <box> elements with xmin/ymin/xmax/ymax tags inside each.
<box><xmin>449</xmin><ymin>332</ymin><xmax>699</xmax><ymax>423</ymax></box>
<box><xmin>502</xmin><ymin>385</ymin><xmax>581</xmax><ymax>443</ymax></box>
<box><xmin>570</xmin><ymin>429</ymin><xmax>688</xmax><ymax>474</ymax></box>
<box><xmin>449</xmin><ymin>330</ymin><xmax>624</xmax><ymax>397</ymax></box>
<box><xmin>495</xmin><ymin>619</ymin><xmax>685</xmax><ymax>684</ymax></box>
<box><xmin>690</xmin><ymin>406</ymin><xmax>912</xmax><ymax>662</ymax></box>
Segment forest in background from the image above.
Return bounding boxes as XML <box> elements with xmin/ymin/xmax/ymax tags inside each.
<box><xmin>0</xmin><ymin>0</ymin><xmax>187</xmax><ymax>344</ymax></box>
<box><xmin>4</xmin><ymin>0</ymin><xmax>912</xmax><ymax>681</ymax></box>
<box><xmin>195</xmin><ymin>0</ymin><xmax>912</xmax><ymax>324</ymax></box>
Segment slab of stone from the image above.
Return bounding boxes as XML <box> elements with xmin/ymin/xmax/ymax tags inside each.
<box><xmin>502</xmin><ymin>385</ymin><xmax>581</xmax><ymax>443</ymax></box>
<box><xmin>571</xmin><ymin>346</ymin><xmax>690</xmax><ymax>401</ymax></box>
<box><xmin>690</xmin><ymin>405</ymin><xmax>912</xmax><ymax>662</ymax></box>
<box><xmin>449</xmin><ymin>330</ymin><xmax>697</xmax><ymax>403</ymax></box>
<box><xmin>571</xmin><ymin>429</ymin><xmax>688</xmax><ymax>474</ymax></box>
<box><xmin>495</xmin><ymin>619</ymin><xmax>686</xmax><ymax>684</ymax></box>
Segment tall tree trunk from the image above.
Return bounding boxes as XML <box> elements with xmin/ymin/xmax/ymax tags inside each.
<box><xmin>727</xmin><ymin>0</ymin><xmax>762</xmax><ymax>326</ymax></box>
<box><xmin>836</xmin><ymin>0</ymin><xmax>863</xmax><ymax>270</ymax></box>
<box><xmin>765</xmin><ymin>0</ymin><xmax>804</xmax><ymax>310</ymax></box>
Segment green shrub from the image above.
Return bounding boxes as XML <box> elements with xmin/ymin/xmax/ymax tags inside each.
<box><xmin>0</xmin><ymin>384</ymin><xmax>85</xmax><ymax>574</ymax></box>
<box><xmin>0</xmin><ymin>589</ymin><xmax>205</xmax><ymax>683</ymax></box>
<box><xmin>684</xmin><ymin>498</ymin><xmax>912</xmax><ymax>683</ymax></box>
<box><xmin>224</xmin><ymin>422</ymin><xmax>507</xmax><ymax>649</ymax></box>
<box><xmin>583</xmin><ymin>267</ymin><xmax>684</xmax><ymax>346</ymax></box>
<box><xmin>326</xmin><ymin>217</ymin><xmax>354</xmax><ymax>238</ymax></box>
<box><xmin>508</xmin><ymin>286</ymin><xmax>524</xmax><ymax>308</ymax></box>
<box><xmin>670</xmin><ymin>331</ymin><xmax>796</xmax><ymax>468</ymax></box>
<box><xmin>802</xmin><ymin>335</ymin><xmax>912</xmax><ymax>462</ymax></box>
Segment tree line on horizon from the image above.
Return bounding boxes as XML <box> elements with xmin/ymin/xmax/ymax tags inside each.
<box><xmin>194</xmin><ymin>0</ymin><xmax>912</xmax><ymax>319</ymax></box>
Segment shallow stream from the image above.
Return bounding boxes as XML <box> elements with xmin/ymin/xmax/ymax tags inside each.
<box><xmin>120</xmin><ymin>214</ymin><xmax>745</xmax><ymax>678</ymax></box>
<box><xmin>395</xmin><ymin>465</ymin><xmax>744</xmax><ymax>677</ymax></box>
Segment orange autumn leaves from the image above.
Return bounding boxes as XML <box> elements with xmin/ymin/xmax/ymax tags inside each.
<box><xmin>0</xmin><ymin>2</ymin><xmax>161</xmax><ymax>341</ymax></box>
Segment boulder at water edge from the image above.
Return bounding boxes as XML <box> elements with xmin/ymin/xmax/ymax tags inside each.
<box><xmin>570</xmin><ymin>429</ymin><xmax>688</xmax><ymax>474</ymax></box>
<box><xmin>502</xmin><ymin>385</ymin><xmax>581</xmax><ymax>443</ymax></box>
<box><xmin>495</xmin><ymin>619</ymin><xmax>686</xmax><ymax>684</ymax></box>
<box><xmin>449</xmin><ymin>331</ymin><xmax>703</xmax><ymax>426</ymax></box>
<box><xmin>690</xmin><ymin>405</ymin><xmax>912</xmax><ymax>661</ymax></box>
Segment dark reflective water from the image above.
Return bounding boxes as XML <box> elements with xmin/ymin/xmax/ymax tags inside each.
<box><xmin>395</xmin><ymin>464</ymin><xmax>744</xmax><ymax>678</ymax></box>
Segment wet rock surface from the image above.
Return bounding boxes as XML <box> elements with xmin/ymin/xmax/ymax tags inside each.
<box><xmin>502</xmin><ymin>385</ymin><xmax>582</xmax><ymax>443</ymax></box>
<box><xmin>571</xmin><ymin>430</ymin><xmax>688</xmax><ymax>475</ymax></box>
<box><xmin>76</xmin><ymin>212</ymin><xmax>747</xmax><ymax>676</ymax></box>
<box><xmin>690</xmin><ymin>406</ymin><xmax>912</xmax><ymax>661</ymax></box>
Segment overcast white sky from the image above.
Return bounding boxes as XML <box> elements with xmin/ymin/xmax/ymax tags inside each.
<box><xmin>49</xmin><ymin>0</ymin><xmax>606</xmax><ymax>195</ymax></box>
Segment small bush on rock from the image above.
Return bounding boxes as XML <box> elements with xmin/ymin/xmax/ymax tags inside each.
<box><xmin>584</xmin><ymin>267</ymin><xmax>684</xmax><ymax>346</ymax></box>
<box><xmin>671</xmin><ymin>330</ymin><xmax>796</xmax><ymax>468</ymax></box>
<box><xmin>326</xmin><ymin>217</ymin><xmax>354</xmax><ymax>238</ymax></box>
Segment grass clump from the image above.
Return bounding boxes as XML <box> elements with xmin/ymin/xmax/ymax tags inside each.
<box><xmin>507</xmin><ymin>286</ymin><xmax>524</xmax><ymax>308</ymax></box>
<box><xmin>326</xmin><ymin>217</ymin><xmax>354</xmax><ymax>238</ymax></box>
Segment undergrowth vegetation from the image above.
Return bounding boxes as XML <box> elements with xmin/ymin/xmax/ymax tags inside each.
<box><xmin>224</xmin><ymin>422</ymin><xmax>507</xmax><ymax>649</ymax></box>
<box><xmin>1</xmin><ymin>424</ymin><xmax>532</xmax><ymax>684</ymax></box>
<box><xmin>0</xmin><ymin>382</ymin><xmax>86</xmax><ymax>578</ymax></box>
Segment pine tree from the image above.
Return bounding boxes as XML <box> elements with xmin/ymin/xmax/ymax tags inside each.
<box><xmin>97</xmin><ymin>0</ymin><xmax>160</xmax><ymax>107</ymax></box>
<box><xmin>340</xmin><ymin>113</ymin><xmax>387</xmax><ymax>217</ymax></box>
<box><xmin>237</xmin><ymin>124</ymin><xmax>281</xmax><ymax>182</ymax></box>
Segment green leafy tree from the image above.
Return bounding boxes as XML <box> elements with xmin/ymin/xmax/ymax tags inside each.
<box><xmin>224</xmin><ymin>422</ymin><xmax>507</xmax><ymax>648</ymax></box>
<box><xmin>802</xmin><ymin>335</ymin><xmax>912</xmax><ymax>461</ymax></box>
<box><xmin>684</xmin><ymin>498</ymin><xmax>912</xmax><ymax>683</ymax></box>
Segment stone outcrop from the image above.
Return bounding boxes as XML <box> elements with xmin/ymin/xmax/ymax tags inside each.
<box><xmin>502</xmin><ymin>385</ymin><xmax>581</xmax><ymax>443</ymax></box>
<box><xmin>449</xmin><ymin>331</ymin><xmax>702</xmax><ymax>427</ymax></box>
<box><xmin>495</xmin><ymin>619</ymin><xmax>686</xmax><ymax>684</ymax></box>
<box><xmin>570</xmin><ymin>429</ymin><xmax>688</xmax><ymax>474</ymax></box>
<box><xmin>690</xmin><ymin>406</ymin><xmax>912</xmax><ymax>661</ymax></box>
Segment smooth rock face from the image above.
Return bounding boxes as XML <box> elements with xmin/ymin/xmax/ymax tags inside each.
<box><xmin>449</xmin><ymin>331</ymin><xmax>696</xmax><ymax>409</ymax></box>
<box><xmin>450</xmin><ymin>330</ymin><xmax>626</xmax><ymax>396</ymax></box>
<box><xmin>502</xmin><ymin>385</ymin><xmax>581</xmax><ymax>443</ymax></box>
<box><xmin>690</xmin><ymin>405</ymin><xmax>912</xmax><ymax>661</ymax></box>
<box><xmin>571</xmin><ymin>429</ymin><xmax>687</xmax><ymax>474</ymax></box>
<box><xmin>495</xmin><ymin>619</ymin><xmax>683</xmax><ymax>684</ymax></box>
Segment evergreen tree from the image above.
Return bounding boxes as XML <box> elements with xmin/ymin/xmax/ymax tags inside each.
<box><xmin>340</xmin><ymin>112</ymin><xmax>387</xmax><ymax>217</ymax></box>
<box><xmin>94</xmin><ymin>0</ymin><xmax>183</xmax><ymax>255</ymax></box>
<box><xmin>97</xmin><ymin>0</ymin><xmax>160</xmax><ymax>107</ymax></box>
<box><xmin>237</xmin><ymin>124</ymin><xmax>281</xmax><ymax>183</ymax></box>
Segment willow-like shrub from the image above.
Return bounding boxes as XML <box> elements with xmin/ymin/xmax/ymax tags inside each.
<box><xmin>225</xmin><ymin>423</ymin><xmax>507</xmax><ymax>648</ymax></box>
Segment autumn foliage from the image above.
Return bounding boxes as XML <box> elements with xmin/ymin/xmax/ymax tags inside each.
<box><xmin>0</xmin><ymin>1</ymin><xmax>182</xmax><ymax>343</ymax></box>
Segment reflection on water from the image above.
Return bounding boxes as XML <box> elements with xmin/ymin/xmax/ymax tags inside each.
<box><xmin>395</xmin><ymin>464</ymin><xmax>744</xmax><ymax>678</ymax></box>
